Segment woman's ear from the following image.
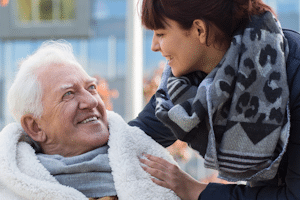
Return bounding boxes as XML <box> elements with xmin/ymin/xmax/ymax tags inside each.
<box><xmin>21</xmin><ymin>114</ymin><xmax>46</xmax><ymax>143</ymax></box>
<box><xmin>193</xmin><ymin>19</ymin><xmax>207</xmax><ymax>44</ymax></box>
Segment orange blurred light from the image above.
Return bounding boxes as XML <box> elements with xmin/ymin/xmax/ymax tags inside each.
<box><xmin>0</xmin><ymin>0</ymin><xmax>9</xmax><ymax>7</ymax></box>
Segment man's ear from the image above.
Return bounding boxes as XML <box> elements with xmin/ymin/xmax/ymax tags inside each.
<box><xmin>21</xmin><ymin>114</ymin><xmax>46</xmax><ymax>143</ymax></box>
<box><xmin>193</xmin><ymin>19</ymin><xmax>207</xmax><ymax>44</ymax></box>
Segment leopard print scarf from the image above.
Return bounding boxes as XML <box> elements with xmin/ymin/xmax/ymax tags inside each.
<box><xmin>155</xmin><ymin>12</ymin><xmax>290</xmax><ymax>182</ymax></box>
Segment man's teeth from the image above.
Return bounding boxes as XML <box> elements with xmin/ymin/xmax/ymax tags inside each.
<box><xmin>80</xmin><ymin>117</ymin><xmax>97</xmax><ymax>124</ymax></box>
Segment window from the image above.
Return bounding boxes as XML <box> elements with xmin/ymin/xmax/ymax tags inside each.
<box><xmin>17</xmin><ymin>0</ymin><xmax>32</xmax><ymax>21</ymax></box>
<box><xmin>0</xmin><ymin>0</ymin><xmax>90</xmax><ymax>39</ymax></box>
<box><xmin>16</xmin><ymin>0</ymin><xmax>76</xmax><ymax>24</ymax></box>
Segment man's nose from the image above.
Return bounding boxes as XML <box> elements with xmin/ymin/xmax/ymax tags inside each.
<box><xmin>78</xmin><ymin>91</ymin><xmax>98</xmax><ymax>110</ymax></box>
<box><xmin>151</xmin><ymin>35</ymin><xmax>160</xmax><ymax>52</ymax></box>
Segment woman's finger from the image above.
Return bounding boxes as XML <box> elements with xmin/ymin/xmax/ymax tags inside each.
<box><xmin>141</xmin><ymin>164</ymin><xmax>168</xmax><ymax>181</ymax></box>
<box><xmin>143</xmin><ymin>153</ymin><xmax>173</xmax><ymax>167</ymax></box>
<box><xmin>139</xmin><ymin>156</ymin><xmax>168</xmax><ymax>172</ymax></box>
<box><xmin>142</xmin><ymin>154</ymin><xmax>181</xmax><ymax>178</ymax></box>
<box><xmin>141</xmin><ymin>164</ymin><xmax>174</xmax><ymax>191</ymax></box>
<box><xmin>150</xmin><ymin>178</ymin><xmax>171</xmax><ymax>189</ymax></box>
<box><xmin>140</xmin><ymin>153</ymin><xmax>206</xmax><ymax>199</ymax></box>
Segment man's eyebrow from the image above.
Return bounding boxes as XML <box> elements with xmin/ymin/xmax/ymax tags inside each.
<box><xmin>87</xmin><ymin>77</ymin><xmax>97</xmax><ymax>84</ymax></box>
<box><xmin>59</xmin><ymin>78</ymin><xmax>97</xmax><ymax>91</ymax></box>
<box><xmin>60</xmin><ymin>84</ymin><xmax>75</xmax><ymax>90</ymax></box>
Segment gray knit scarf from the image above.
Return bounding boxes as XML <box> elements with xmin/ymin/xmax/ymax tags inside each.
<box><xmin>37</xmin><ymin>145</ymin><xmax>117</xmax><ymax>198</ymax></box>
<box><xmin>155</xmin><ymin>12</ymin><xmax>290</xmax><ymax>182</ymax></box>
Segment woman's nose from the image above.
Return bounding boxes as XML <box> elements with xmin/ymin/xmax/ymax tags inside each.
<box><xmin>151</xmin><ymin>35</ymin><xmax>160</xmax><ymax>52</ymax></box>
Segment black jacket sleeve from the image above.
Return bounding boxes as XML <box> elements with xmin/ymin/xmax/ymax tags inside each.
<box><xmin>128</xmin><ymin>95</ymin><xmax>177</xmax><ymax>147</ymax></box>
<box><xmin>128</xmin><ymin>95</ymin><xmax>209</xmax><ymax>153</ymax></box>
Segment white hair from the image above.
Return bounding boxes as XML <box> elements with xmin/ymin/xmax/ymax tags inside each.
<box><xmin>7</xmin><ymin>40</ymin><xmax>84</xmax><ymax>123</ymax></box>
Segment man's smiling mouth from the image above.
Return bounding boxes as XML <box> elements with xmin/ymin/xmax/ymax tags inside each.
<box><xmin>79</xmin><ymin>116</ymin><xmax>98</xmax><ymax>124</ymax></box>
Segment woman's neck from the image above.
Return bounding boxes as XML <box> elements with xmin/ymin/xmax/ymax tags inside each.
<box><xmin>202</xmin><ymin>42</ymin><xmax>230</xmax><ymax>74</ymax></box>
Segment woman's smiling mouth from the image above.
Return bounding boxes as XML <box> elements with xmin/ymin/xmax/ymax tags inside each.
<box><xmin>167</xmin><ymin>56</ymin><xmax>174</xmax><ymax>65</ymax></box>
<box><xmin>164</xmin><ymin>55</ymin><xmax>174</xmax><ymax>63</ymax></box>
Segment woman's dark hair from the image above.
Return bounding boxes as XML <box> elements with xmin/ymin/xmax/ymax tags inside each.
<box><xmin>141</xmin><ymin>0</ymin><xmax>276</xmax><ymax>46</ymax></box>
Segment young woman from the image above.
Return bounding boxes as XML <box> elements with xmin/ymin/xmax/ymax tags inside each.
<box><xmin>129</xmin><ymin>0</ymin><xmax>300</xmax><ymax>199</ymax></box>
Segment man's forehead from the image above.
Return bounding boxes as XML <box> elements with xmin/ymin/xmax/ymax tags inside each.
<box><xmin>38</xmin><ymin>64</ymin><xmax>97</xmax><ymax>91</ymax></box>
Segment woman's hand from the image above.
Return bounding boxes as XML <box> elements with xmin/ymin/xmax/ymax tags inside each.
<box><xmin>139</xmin><ymin>154</ymin><xmax>207</xmax><ymax>200</ymax></box>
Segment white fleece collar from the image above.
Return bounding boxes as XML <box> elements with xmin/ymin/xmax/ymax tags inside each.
<box><xmin>0</xmin><ymin>111</ymin><xmax>179</xmax><ymax>200</ymax></box>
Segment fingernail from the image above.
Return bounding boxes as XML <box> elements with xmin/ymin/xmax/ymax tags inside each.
<box><xmin>142</xmin><ymin>153</ymin><xmax>148</xmax><ymax>157</ymax></box>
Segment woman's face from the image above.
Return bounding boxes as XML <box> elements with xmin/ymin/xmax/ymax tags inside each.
<box><xmin>151</xmin><ymin>18</ymin><xmax>207</xmax><ymax>77</ymax></box>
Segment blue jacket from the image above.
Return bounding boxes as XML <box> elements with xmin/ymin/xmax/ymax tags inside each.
<box><xmin>128</xmin><ymin>29</ymin><xmax>300</xmax><ymax>199</ymax></box>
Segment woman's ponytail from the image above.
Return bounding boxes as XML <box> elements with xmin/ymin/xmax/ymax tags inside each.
<box><xmin>230</xmin><ymin>0</ymin><xmax>277</xmax><ymax>35</ymax></box>
<box><xmin>232</xmin><ymin>0</ymin><xmax>277</xmax><ymax>20</ymax></box>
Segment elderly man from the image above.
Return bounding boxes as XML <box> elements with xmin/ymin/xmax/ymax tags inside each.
<box><xmin>0</xmin><ymin>41</ymin><xmax>179</xmax><ymax>200</ymax></box>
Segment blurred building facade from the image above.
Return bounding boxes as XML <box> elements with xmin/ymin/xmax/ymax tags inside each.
<box><xmin>0</xmin><ymin>0</ymin><xmax>299</xmax><ymax>130</ymax></box>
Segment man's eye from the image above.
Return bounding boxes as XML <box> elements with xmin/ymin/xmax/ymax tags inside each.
<box><xmin>156</xmin><ymin>34</ymin><xmax>164</xmax><ymax>37</ymax></box>
<box><xmin>63</xmin><ymin>91</ymin><xmax>72</xmax><ymax>97</ymax></box>
<box><xmin>89</xmin><ymin>85</ymin><xmax>96</xmax><ymax>90</ymax></box>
